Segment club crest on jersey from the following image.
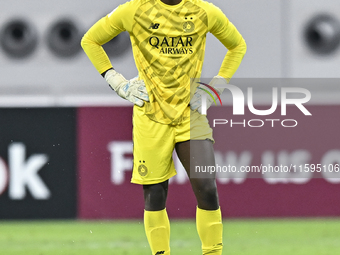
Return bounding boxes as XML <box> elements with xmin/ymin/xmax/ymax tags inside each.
<box><xmin>183</xmin><ymin>17</ymin><xmax>195</xmax><ymax>33</ymax></box>
<box><xmin>183</xmin><ymin>21</ymin><xmax>195</xmax><ymax>33</ymax></box>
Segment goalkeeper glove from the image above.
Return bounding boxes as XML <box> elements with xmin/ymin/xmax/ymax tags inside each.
<box><xmin>190</xmin><ymin>75</ymin><xmax>228</xmax><ymax>114</ymax></box>
<box><xmin>104</xmin><ymin>69</ymin><xmax>149</xmax><ymax>107</ymax></box>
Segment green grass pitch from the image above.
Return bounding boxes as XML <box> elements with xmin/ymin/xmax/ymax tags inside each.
<box><xmin>0</xmin><ymin>219</ymin><xmax>339</xmax><ymax>255</ymax></box>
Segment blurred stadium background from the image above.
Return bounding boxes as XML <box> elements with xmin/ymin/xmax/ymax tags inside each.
<box><xmin>1</xmin><ymin>0</ymin><xmax>340</xmax><ymax>254</ymax></box>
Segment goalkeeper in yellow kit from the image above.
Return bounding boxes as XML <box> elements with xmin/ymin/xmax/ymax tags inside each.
<box><xmin>81</xmin><ymin>0</ymin><xmax>246</xmax><ymax>254</ymax></box>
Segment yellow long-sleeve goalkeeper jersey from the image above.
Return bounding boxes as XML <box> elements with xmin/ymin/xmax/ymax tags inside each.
<box><xmin>81</xmin><ymin>0</ymin><xmax>246</xmax><ymax>125</ymax></box>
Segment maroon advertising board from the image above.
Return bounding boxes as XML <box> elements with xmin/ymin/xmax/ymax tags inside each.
<box><xmin>77</xmin><ymin>106</ymin><xmax>340</xmax><ymax>219</ymax></box>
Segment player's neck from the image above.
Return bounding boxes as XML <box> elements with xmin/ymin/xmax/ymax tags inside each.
<box><xmin>160</xmin><ymin>0</ymin><xmax>182</xmax><ymax>6</ymax></box>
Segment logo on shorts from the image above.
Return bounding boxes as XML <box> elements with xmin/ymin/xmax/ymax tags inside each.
<box><xmin>138</xmin><ymin>161</ymin><xmax>148</xmax><ymax>176</ymax></box>
<box><xmin>155</xmin><ymin>251</ymin><xmax>165</xmax><ymax>255</ymax></box>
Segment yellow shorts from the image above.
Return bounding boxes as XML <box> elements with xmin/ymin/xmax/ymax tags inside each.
<box><xmin>131</xmin><ymin>105</ymin><xmax>213</xmax><ymax>185</ymax></box>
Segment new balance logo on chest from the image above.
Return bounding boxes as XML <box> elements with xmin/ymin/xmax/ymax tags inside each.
<box><xmin>149</xmin><ymin>23</ymin><xmax>160</xmax><ymax>29</ymax></box>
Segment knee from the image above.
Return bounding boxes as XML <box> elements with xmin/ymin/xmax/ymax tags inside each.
<box><xmin>143</xmin><ymin>182</ymin><xmax>168</xmax><ymax>211</ymax></box>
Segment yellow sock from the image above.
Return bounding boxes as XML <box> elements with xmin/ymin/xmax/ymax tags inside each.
<box><xmin>144</xmin><ymin>209</ymin><xmax>170</xmax><ymax>255</ymax></box>
<box><xmin>196</xmin><ymin>207</ymin><xmax>223</xmax><ymax>255</ymax></box>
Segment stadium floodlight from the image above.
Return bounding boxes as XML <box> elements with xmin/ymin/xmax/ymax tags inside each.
<box><xmin>304</xmin><ymin>14</ymin><xmax>340</xmax><ymax>55</ymax></box>
<box><xmin>0</xmin><ymin>18</ymin><xmax>38</xmax><ymax>58</ymax></box>
<box><xmin>46</xmin><ymin>17</ymin><xmax>82</xmax><ymax>58</ymax></box>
